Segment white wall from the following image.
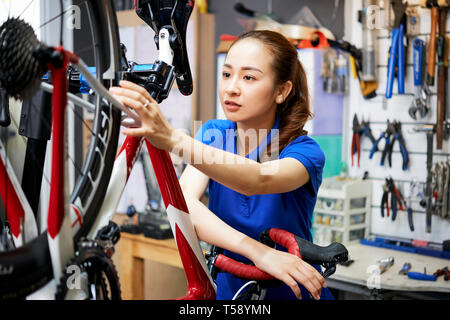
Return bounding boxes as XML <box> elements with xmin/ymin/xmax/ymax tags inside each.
<box><xmin>344</xmin><ymin>1</ymin><xmax>450</xmax><ymax>243</ymax></box>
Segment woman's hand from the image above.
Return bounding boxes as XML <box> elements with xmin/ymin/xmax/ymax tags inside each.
<box><xmin>109</xmin><ymin>80</ymin><xmax>180</xmax><ymax>151</ymax></box>
<box><xmin>251</xmin><ymin>246</ymin><xmax>327</xmax><ymax>300</ymax></box>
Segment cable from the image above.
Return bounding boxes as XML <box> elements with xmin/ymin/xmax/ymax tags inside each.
<box><xmin>59</xmin><ymin>0</ymin><xmax>63</xmax><ymax>46</ymax></box>
<box><xmin>232</xmin><ymin>280</ymin><xmax>257</xmax><ymax>300</ymax></box>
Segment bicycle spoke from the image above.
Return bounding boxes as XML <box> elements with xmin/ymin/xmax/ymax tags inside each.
<box><xmin>59</xmin><ymin>0</ymin><xmax>63</xmax><ymax>46</ymax></box>
<box><xmin>17</xmin><ymin>0</ymin><xmax>36</xmax><ymax>20</ymax></box>
<box><xmin>75</xmin><ymin>44</ymin><xmax>97</xmax><ymax>58</ymax></box>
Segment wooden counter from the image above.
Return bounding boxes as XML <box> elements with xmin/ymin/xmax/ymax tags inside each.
<box><xmin>119</xmin><ymin>232</ymin><xmax>184</xmax><ymax>300</ymax></box>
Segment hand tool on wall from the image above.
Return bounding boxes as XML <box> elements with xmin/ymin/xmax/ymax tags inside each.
<box><xmin>360</xmin><ymin>0</ymin><xmax>377</xmax><ymax>82</ymax></box>
<box><xmin>409</xmin><ymin>38</ymin><xmax>430</xmax><ymax>120</ymax></box>
<box><xmin>380</xmin><ymin>121</ymin><xmax>397</xmax><ymax>167</ymax></box>
<box><xmin>419</xmin><ymin>1</ymin><xmax>450</xmax><ymax>84</ymax></box>
<box><xmin>360</xmin><ymin>118</ymin><xmax>378</xmax><ymax>150</ymax></box>
<box><xmin>381</xmin><ymin>177</ymin><xmax>406</xmax><ymax>222</ymax></box>
<box><xmin>402</xmin><ymin>190</ymin><xmax>414</xmax><ymax>231</ymax></box>
<box><xmin>390</xmin><ymin>179</ymin><xmax>414</xmax><ymax>228</ymax></box>
<box><xmin>385</xmin><ymin>0</ymin><xmax>407</xmax><ymax>99</ymax></box>
<box><xmin>352</xmin><ymin>115</ymin><xmax>378</xmax><ymax>167</ymax></box>
<box><xmin>421</xmin><ymin>2</ymin><xmax>440</xmax><ymax>86</ymax></box>
<box><xmin>413</xmin><ymin>125</ymin><xmax>435</xmax><ymax>233</ymax></box>
<box><xmin>351</xmin><ymin>114</ymin><xmax>361</xmax><ymax>167</ymax></box>
<box><xmin>436</xmin><ymin>8</ymin><xmax>448</xmax><ymax>150</ymax></box>
<box><xmin>405</xmin><ymin>180</ymin><xmax>423</xmax><ymax>231</ymax></box>
<box><xmin>433</xmin><ymin>162</ymin><xmax>444</xmax><ymax>217</ymax></box>
<box><xmin>386</xmin><ymin>121</ymin><xmax>409</xmax><ymax>170</ymax></box>
<box><xmin>432</xmin><ymin>161</ymin><xmax>450</xmax><ymax>219</ymax></box>
<box><xmin>441</xmin><ymin>161</ymin><xmax>449</xmax><ymax>219</ymax></box>
<box><xmin>381</xmin><ymin>181</ymin><xmax>391</xmax><ymax>218</ymax></box>
<box><xmin>369</xmin><ymin>120</ymin><xmax>392</xmax><ymax>160</ymax></box>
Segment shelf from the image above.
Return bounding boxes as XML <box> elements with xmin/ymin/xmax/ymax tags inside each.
<box><xmin>314</xmin><ymin>208</ymin><xmax>367</xmax><ymax>216</ymax></box>
<box><xmin>313</xmin><ymin>223</ymin><xmax>367</xmax><ymax>232</ymax></box>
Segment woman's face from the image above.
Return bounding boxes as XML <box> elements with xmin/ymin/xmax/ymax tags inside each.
<box><xmin>218</xmin><ymin>38</ymin><xmax>278</xmax><ymax>124</ymax></box>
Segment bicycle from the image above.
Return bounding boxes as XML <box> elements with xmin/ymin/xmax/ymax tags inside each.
<box><xmin>0</xmin><ymin>0</ymin><xmax>348</xmax><ymax>300</ymax></box>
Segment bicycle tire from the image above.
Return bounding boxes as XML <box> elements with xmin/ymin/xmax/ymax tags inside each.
<box><xmin>0</xmin><ymin>0</ymin><xmax>122</xmax><ymax>299</ymax></box>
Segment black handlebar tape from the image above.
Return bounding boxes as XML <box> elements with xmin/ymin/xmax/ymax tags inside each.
<box><xmin>214</xmin><ymin>228</ymin><xmax>348</xmax><ymax>280</ymax></box>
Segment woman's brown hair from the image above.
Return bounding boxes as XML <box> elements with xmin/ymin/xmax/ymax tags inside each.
<box><xmin>230</xmin><ymin>30</ymin><xmax>313</xmax><ymax>154</ymax></box>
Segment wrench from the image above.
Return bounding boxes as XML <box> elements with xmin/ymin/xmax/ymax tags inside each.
<box><xmin>442</xmin><ymin>161</ymin><xmax>449</xmax><ymax>219</ymax></box>
<box><xmin>409</xmin><ymin>39</ymin><xmax>429</xmax><ymax>119</ymax></box>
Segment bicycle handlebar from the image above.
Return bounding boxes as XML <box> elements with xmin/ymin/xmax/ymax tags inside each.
<box><xmin>213</xmin><ymin>228</ymin><xmax>349</xmax><ymax>281</ymax></box>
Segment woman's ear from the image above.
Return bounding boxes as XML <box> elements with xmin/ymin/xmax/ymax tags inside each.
<box><xmin>276</xmin><ymin>80</ymin><xmax>293</xmax><ymax>104</ymax></box>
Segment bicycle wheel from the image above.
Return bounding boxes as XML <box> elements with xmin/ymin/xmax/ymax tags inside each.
<box><xmin>0</xmin><ymin>0</ymin><xmax>122</xmax><ymax>299</ymax></box>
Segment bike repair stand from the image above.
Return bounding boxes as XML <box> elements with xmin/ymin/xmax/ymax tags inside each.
<box><xmin>119</xmin><ymin>0</ymin><xmax>195</xmax><ymax>240</ymax></box>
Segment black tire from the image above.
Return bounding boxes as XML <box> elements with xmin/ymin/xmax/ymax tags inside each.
<box><xmin>0</xmin><ymin>0</ymin><xmax>122</xmax><ymax>299</ymax></box>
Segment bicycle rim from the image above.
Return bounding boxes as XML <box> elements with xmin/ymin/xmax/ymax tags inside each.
<box><xmin>0</xmin><ymin>0</ymin><xmax>121</xmax><ymax>299</ymax></box>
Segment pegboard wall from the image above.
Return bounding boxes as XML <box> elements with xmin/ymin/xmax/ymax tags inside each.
<box><xmin>343</xmin><ymin>1</ymin><xmax>450</xmax><ymax>244</ymax></box>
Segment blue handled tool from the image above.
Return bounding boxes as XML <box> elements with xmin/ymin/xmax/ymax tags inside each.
<box><xmin>409</xmin><ymin>39</ymin><xmax>429</xmax><ymax>119</ymax></box>
<box><xmin>399</xmin><ymin>262</ymin><xmax>412</xmax><ymax>275</ymax></box>
<box><xmin>413</xmin><ymin>39</ymin><xmax>424</xmax><ymax>86</ymax></box>
<box><xmin>385</xmin><ymin>0</ymin><xmax>407</xmax><ymax>99</ymax></box>
<box><xmin>408</xmin><ymin>268</ymin><xmax>437</xmax><ymax>281</ymax></box>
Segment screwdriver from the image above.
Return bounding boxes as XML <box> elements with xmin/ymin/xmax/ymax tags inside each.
<box><xmin>407</xmin><ymin>267</ymin><xmax>437</xmax><ymax>281</ymax></box>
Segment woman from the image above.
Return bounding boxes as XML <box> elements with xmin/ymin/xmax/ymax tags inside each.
<box><xmin>110</xmin><ymin>30</ymin><xmax>332</xmax><ymax>300</ymax></box>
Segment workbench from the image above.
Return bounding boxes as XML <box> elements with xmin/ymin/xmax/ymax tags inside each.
<box><xmin>118</xmin><ymin>232</ymin><xmax>184</xmax><ymax>300</ymax></box>
<box><xmin>328</xmin><ymin>243</ymin><xmax>450</xmax><ymax>299</ymax></box>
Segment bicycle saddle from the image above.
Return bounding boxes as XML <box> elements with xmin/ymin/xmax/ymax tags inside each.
<box><xmin>135</xmin><ymin>0</ymin><xmax>194</xmax><ymax>96</ymax></box>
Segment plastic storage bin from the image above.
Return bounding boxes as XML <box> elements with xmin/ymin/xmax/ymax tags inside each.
<box><xmin>313</xmin><ymin>177</ymin><xmax>372</xmax><ymax>246</ymax></box>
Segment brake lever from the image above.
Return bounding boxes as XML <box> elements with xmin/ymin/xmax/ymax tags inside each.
<box><xmin>321</xmin><ymin>262</ymin><xmax>337</xmax><ymax>278</ymax></box>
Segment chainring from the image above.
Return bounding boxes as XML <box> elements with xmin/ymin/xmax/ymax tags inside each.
<box><xmin>55</xmin><ymin>242</ymin><xmax>121</xmax><ymax>300</ymax></box>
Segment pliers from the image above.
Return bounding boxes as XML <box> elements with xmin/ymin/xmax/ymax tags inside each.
<box><xmin>386</xmin><ymin>121</ymin><xmax>409</xmax><ymax>171</ymax></box>
<box><xmin>352</xmin><ymin>115</ymin><xmax>378</xmax><ymax>167</ymax></box>
<box><xmin>369</xmin><ymin>120</ymin><xmax>393</xmax><ymax>163</ymax></box>
<box><xmin>381</xmin><ymin>177</ymin><xmax>405</xmax><ymax>221</ymax></box>
<box><xmin>360</xmin><ymin>119</ymin><xmax>377</xmax><ymax>152</ymax></box>
<box><xmin>385</xmin><ymin>0</ymin><xmax>407</xmax><ymax>99</ymax></box>
<box><xmin>351</xmin><ymin>114</ymin><xmax>361</xmax><ymax>167</ymax></box>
